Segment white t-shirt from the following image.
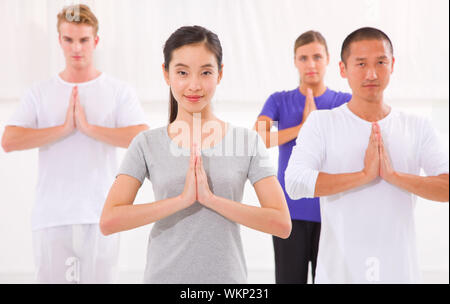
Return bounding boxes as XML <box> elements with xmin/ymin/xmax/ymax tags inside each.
<box><xmin>7</xmin><ymin>73</ymin><xmax>148</xmax><ymax>231</ymax></box>
<box><xmin>285</xmin><ymin>103</ymin><xmax>449</xmax><ymax>283</ymax></box>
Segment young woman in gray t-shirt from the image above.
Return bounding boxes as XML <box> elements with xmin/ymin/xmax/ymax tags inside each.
<box><xmin>100</xmin><ymin>26</ymin><xmax>291</xmax><ymax>284</ymax></box>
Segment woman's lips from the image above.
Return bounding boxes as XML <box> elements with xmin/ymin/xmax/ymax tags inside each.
<box><xmin>185</xmin><ymin>95</ymin><xmax>202</xmax><ymax>102</ymax></box>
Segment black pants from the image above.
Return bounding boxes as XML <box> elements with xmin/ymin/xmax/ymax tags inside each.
<box><xmin>273</xmin><ymin>219</ymin><xmax>321</xmax><ymax>284</ymax></box>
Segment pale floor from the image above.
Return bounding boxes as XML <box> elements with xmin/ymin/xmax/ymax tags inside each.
<box><xmin>0</xmin><ymin>269</ymin><xmax>448</xmax><ymax>284</ymax></box>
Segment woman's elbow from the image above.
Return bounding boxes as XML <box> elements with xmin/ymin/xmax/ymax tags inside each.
<box><xmin>272</xmin><ymin>213</ymin><xmax>292</xmax><ymax>239</ymax></box>
<box><xmin>278</xmin><ymin>219</ymin><xmax>292</xmax><ymax>239</ymax></box>
<box><xmin>99</xmin><ymin>211</ymin><xmax>117</xmax><ymax>236</ymax></box>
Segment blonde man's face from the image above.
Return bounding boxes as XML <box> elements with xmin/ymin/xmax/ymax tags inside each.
<box><xmin>58</xmin><ymin>22</ymin><xmax>99</xmax><ymax>70</ymax></box>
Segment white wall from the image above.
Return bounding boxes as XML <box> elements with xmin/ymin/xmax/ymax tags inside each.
<box><xmin>0</xmin><ymin>0</ymin><xmax>448</xmax><ymax>282</ymax></box>
<box><xmin>0</xmin><ymin>0</ymin><xmax>449</xmax><ymax>102</ymax></box>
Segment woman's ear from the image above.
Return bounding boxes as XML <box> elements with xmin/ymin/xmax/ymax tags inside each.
<box><xmin>217</xmin><ymin>64</ymin><xmax>224</xmax><ymax>84</ymax></box>
<box><xmin>163</xmin><ymin>64</ymin><xmax>170</xmax><ymax>85</ymax></box>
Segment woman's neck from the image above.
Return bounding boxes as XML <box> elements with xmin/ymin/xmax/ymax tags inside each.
<box><xmin>174</xmin><ymin>104</ymin><xmax>216</xmax><ymax>127</ymax></box>
<box><xmin>168</xmin><ymin>105</ymin><xmax>227</xmax><ymax>149</ymax></box>
<box><xmin>299</xmin><ymin>82</ymin><xmax>327</xmax><ymax>97</ymax></box>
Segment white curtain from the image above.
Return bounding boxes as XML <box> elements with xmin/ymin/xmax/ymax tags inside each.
<box><xmin>1</xmin><ymin>0</ymin><xmax>449</xmax><ymax>102</ymax></box>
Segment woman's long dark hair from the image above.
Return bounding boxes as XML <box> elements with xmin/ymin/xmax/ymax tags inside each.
<box><xmin>163</xmin><ymin>26</ymin><xmax>223</xmax><ymax>123</ymax></box>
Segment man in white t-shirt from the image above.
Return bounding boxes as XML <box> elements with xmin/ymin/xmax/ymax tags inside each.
<box><xmin>285</xmin><ymin>27</ymin><xmax>449</xmax><ymax>283</ymax></box>
<box><xmin>1</xmin><ymin>5</ymin><xmax>149</xmax><ymax>283</ymax></box>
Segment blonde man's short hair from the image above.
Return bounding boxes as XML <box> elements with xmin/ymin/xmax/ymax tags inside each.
<box><xmin>57</xmin><ymin>4</ymin><xmax>99</xmax><ymax>36</ymax></box>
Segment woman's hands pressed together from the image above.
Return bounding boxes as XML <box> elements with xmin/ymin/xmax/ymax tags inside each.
<box><xmin>179</xmin><ymin>143</ymin><xmax>215</xmax><ymax>208</ymax></box>
<box><xmin>195</xmin><ymin>148</ymin><xmax>214</xmax><ymax>205</ymax></box>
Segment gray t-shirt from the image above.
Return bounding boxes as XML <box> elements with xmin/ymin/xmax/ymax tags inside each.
<box><xmin>117</xmin><ymin>124</ymin><xmax>276</xmax><ymax>284</ymax></box>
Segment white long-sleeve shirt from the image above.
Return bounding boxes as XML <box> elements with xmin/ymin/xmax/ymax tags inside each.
<box><xmin>285</xmin><ymin>103</ymin><xmax>449</xmax><ymax>283</ymax></box>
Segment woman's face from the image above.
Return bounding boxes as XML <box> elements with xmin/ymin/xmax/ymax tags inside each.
<box><xmin>294</xmin><ymin>41</ymin><xmax>329</xmax><ymax>86</ymax></box>
<box><xmin>164</xmin><ymin>43</ymin><xmax>223</xmax><ymax>116</ymax></box>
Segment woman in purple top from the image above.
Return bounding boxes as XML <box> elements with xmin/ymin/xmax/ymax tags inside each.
<box><xmin>255</xmin><ymin>31</ymin><xmax>351</xmax><ymax>284</ymax></box>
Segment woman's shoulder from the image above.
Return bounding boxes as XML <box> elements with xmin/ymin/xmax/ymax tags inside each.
<box><xmin>132</xmin><ymin>126</ymin><xmax>167</xmax><ymax>146</ymax></box>
<box><xmin>228</xmin><ymin>124</ymin><xmax>258</xmax><ymax>137</ymax></box>
<box><xmin>268</xmin><ymin>88</ymin><xmax>299</xmax><ymax>99</ymax></box>
<box><xmin>226</xmin><ymin>124</ymin><xmax>261</xmax><ymax>150</ymax></box>
<box><xmin>326</xmin><ymin>88</ymin><xmax>352</xmax><ymax>100</ymax></box>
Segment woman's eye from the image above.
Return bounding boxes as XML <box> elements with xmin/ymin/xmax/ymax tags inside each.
<box><xmin>177</xmin><ymin>71</ymin><xmax>187</xmax><ymax>76</ymax></box>
<box><xmin>202</xmin><ymin>71</ymin><xmax>212</xmax><ymax>76</ymax></box>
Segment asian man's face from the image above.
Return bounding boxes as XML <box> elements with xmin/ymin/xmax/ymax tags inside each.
<box><xmin>340</xmin><ymin>39</ymin><xmax>394</xmax><ymax>103</ymax></box>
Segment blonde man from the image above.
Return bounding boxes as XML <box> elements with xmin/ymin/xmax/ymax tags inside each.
<box><xmin>1</xmin><ymin>5</ymin><xmax>149</xmax><ymax>283</ymax></box>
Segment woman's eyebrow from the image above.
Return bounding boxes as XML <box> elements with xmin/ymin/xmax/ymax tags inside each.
<box><xmin>173</xmin><ymin>63</ymin><xmax>215</xmax><ymax>68</ymax></box>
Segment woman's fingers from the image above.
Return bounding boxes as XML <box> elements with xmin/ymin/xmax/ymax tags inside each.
<box><xmin>190</xmin><ymin>143</ymin><xmax>198</xmax><ymax>170</ymax></box>
<box><xmin>306</xmin><ymin>88</ymin><xmax>316</xmax><ymax>110</ymax></box>
<box><xmin>195</xmin><ymin>155</ymin><xmax>204</xmax><ymax>181</ymax></box>
<box><xmin>195</xmin><ymin>153</ymin><xmax>209</xmax><ymax>186</ymax></box>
